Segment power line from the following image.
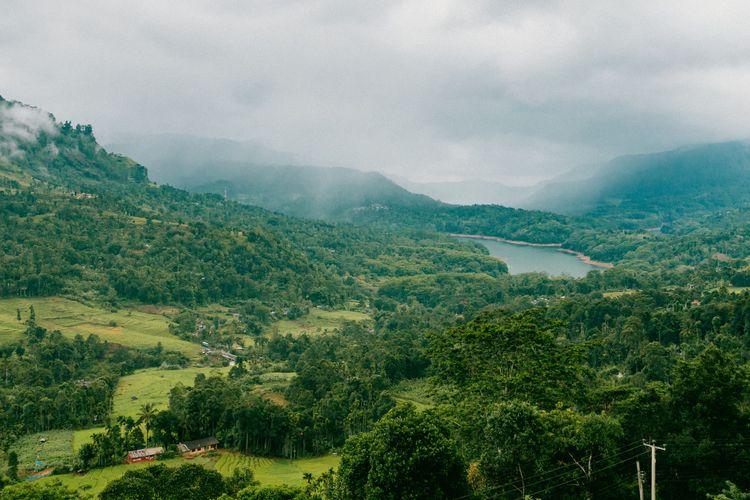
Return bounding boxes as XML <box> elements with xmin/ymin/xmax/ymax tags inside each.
<box><xmin>522</xmin><ymin>451</ymin><xmax>648</xmax><ymax>499</ymax></box>
<box><xmin>644</xmin><ymin>440</ymin><xmax>665</xmax><ymax>500</ymax></box>
<box><xmin>456</xmin><ymin>442</ymin><xmax>645</xmax><ymax>499</ymax></box>
<box><xmin>490</xmin><ymin>450</ymin><xmax>649</xmax><ymax>499</ymax></box>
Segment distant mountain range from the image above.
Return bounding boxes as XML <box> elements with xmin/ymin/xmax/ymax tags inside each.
<box><xmin>108</xmin><ymin>134</ymin><xmax>437</xmax><ymax>221</ymax></box>
<box><xmin>393</xmin><ymin>177</ymin><xmax>533</xmax><ymax>207</ymax></box>
<box><xmin>109</xmin><ymin>133</ymin><xmax>750</xmax><ymax>223</ymax></box>
<box><xmin>524</xmin><ymin>141</ymin><xmax>750</xmax><ymax>216</ymax></box>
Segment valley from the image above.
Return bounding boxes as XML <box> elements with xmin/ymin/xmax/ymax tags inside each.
<box><xmin>0</xmin><ymin>95</ymin><xmax>749</xmax><ymax>499</ymax></box>
<box><xmin>456</xmin><ymin>235</ymin><xmax>609</xmax><ymax>277</ymax></box>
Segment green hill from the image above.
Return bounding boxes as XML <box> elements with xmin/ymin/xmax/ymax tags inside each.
<box><xmin>108</xmin><ymin>134</ymin><xmax>438</xmax><ymax>220</ymax></box>
<box><xmin>526</xmin><ymin>141</ymin><xmax>750</xmax><ymax>218</ymax></box>
<box><xmin>0</xmin><ymin>97</ymin><xmax>507</xmax><ymax>308</ymax></box>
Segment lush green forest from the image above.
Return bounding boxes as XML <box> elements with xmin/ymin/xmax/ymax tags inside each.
<box><xmin>1</xmin><ymin>96</ymin><xmax>750</xmax><ymax>499</ymax></box>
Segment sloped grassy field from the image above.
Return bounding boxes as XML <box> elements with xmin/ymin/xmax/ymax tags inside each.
<box><xmin>0</xmin><ymin>297</ymin><xmax>198</xmax><ymax>357</ymax></box>
<box><xmin>40</xmin><ymin>451</ymin><xmax>340</xmax><ymax>496</ymax></box>
<box><xmin>264</xmin><ymin>308</ymin><xmax>370</xmax><ymax>337</ymax></box>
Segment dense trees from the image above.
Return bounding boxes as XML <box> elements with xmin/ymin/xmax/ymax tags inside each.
<box><xmin>3</xmin><ymin>96</ymin><xmax>750</xmax><ymax>499</ymax></box>
<box><xmin>0</xmin><ymin>325</ymin><xmax>186</xmax><ymax>444</ymax></box>
<box><xmin>99</xmin><ymin>464</ymin><xmax>227</xmax><ymax>500</ymax></box>
<box><xmin>423</xmin><ymin>291</ymin><xmax>750</xmax><ymax>498</ymax></box>
<box><xmin>336</xmin><ymin>405</ymin><xmax>468</xmax><ymax>499</ymax></box>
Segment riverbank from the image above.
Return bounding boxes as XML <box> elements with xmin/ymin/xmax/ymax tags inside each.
<box><xmin>451</xmin><ymin>233</ymin><xmax>614</xmax><ymax>270</ymax></box>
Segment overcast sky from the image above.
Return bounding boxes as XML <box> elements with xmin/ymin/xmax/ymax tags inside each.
<box><xmin>2</xmin><ymin>1</ymin><xmax>750</xmax><ymax>184</ymax></box>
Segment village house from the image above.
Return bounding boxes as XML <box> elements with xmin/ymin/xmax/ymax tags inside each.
<box><xmin>177</xmin><ymin>437</ymin><xmax>219</xmax><ymax>455</ymax></box>
<box><xmin>220</xmin><ymin>350</ymin><xmax>237</xmax><ymax>365</ymax></box>
<box><xmin>126</xmin><ymin>447</ymin><xmax>164</xmax><ymax>463</ymax></box>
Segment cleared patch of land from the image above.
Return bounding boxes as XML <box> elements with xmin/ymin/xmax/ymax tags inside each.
<box><xmin>251</xmin><ymin>372</ymin><xmax>297</xmax><ymax>406</ymax></box>
<box><xmin>9</xmin><ymin>430</ymin><xmax>75</xmax><ymax>474</ymax></box>
<box><xmin>389</xmin><ymin>378</ymin><xmax>435</xmax><ymax>411</ymax></box>
<box><xmin>41</xmin><ymin>451</ymin><xmax>340</xmax><ymax>496</ymax></box>
<box><xmin>113</xmin><ymin>366</ymin><xmax>230</xmax><ymax>419</ymax></box>
<box><xmin>602</xmin><ymin>290</ymin><xmax>638</xmax><ymax>298</ymax></box>
<box><xmin>73</xmin><ymin>366</ymin><xmax>231</xmax><ymax>450</ymax></box>
<box><xmin>265</xmin><ymin>309</ymin><xmax>370</xmax><ymax>337</ymax></box>
<box><xmin>0</xmin><ymin>297</ymin><xmax>198</xmax><ymax>357</ymax></box>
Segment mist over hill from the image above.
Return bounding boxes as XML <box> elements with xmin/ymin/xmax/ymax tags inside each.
<box><xmin>525</xmin><ymin>141</ymin><xmax>750</xmax><ymax>217</ymax></box>
<box><xmin>108</xmin><ymin>134</ymin><xmax>438</xmax><ymax>220</ymax></box>
<box><xmin>394</xmin><ymin>177</ymin><xmax>533</xmax><ymax>207</ymax></box>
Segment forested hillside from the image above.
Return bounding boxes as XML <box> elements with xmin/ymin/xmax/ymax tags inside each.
<box><xmin>526</xmin><ymin>141</ymin><xmax>750</xmax><ymax>217</ymax></box>
<box><xmin>109</xmin><ymin>134</ymin><xmax>437</xmax><ymax>221</ymax></box>
<box><xmin>1</xmin><ymin>96</ymin><xmax>749</xmax><ymax>500</ymax></box>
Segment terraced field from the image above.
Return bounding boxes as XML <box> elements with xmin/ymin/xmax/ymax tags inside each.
<box><xmin>0</xmin><ymin>297</ymin><xmax>198</xmax><ymax>357</ymax></box>
<box><xmin>9</xmin><ymin>430</ymin><xmax>75</xmax><ymax>473</ymax></box>
<box><xmin>42</xmin><ymin>451</ymin><xmax>340</xmax><ymax>496</ymax></box>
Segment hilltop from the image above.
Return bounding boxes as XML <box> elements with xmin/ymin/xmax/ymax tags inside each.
<box><xmin>525</xmin><ymin>141</ymin><xmax>750</xmax><ymax>219</ymax></box>
<box><xmin>108</xmin><ymin>134</ymin><xmax>438</xmax><ymax>221</ymax></box>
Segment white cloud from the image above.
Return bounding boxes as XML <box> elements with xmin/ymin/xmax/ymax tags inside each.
<box><xmin>0</xmin><ymin>100</ymin><xmax>57</xmax><ymax>158</ymax></box>
<box><xmin>1</xmin><ymin>0</ymin><xmax>750</xmax><ymax>183</ymax></box>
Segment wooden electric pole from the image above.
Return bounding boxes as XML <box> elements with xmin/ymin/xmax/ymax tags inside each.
<box><xmin>636</xmin><ymin>460</ymin><xmax>644</xmax><ymax>500</ymax></box>
<box><xmin>643</xmin><ymin>440</ymin><xmax>665</xmax><ymax>500</ymax></box>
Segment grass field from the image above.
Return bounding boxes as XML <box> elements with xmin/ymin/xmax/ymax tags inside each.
<box><xmin>389</xmin><ymin>378</ymin><xmax>436</xmax><ymax>411</ymax></box>
<box><xmin>113</xmin><ymin>366</ymin><xmax>231</xmax><ymax>419</ymax></box>
<box><xmin>41</xmin><ymin>451</ymin><xmax>340</xmax><ymax>496</ymax></box>
<box><xmin>265</xmin><ymin>309</ymin><xmax>370</xmax><ymax>337</ymax></box>
<box><xmin>602</xmin><ymin>289</ymin><xmax>638</xmax><ymax>298</ymax></box>
<box><xmin>9</xmin><ymin>430</ymin><xmax>75</xmax><ymax>473</ymax></box>
<box><xmin>73</xmin><ymin>366</ymin><xmax>231</xmax><ymax>450</ymax></box>
<box><xmin>0</xmin><ymin>297</ymin><xmax>198</xmax><ymax>357</ymax></box>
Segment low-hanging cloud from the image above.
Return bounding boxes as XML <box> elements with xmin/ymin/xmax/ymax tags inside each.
<box><xmin>0</xmin><ymin>100</ymin><xmax>57</xmax><ymax>159</ymax></box>
<box><xmin>1</xmin><ymin>0</ymin><xmax>750</xmax><ymax>184</ymax></box>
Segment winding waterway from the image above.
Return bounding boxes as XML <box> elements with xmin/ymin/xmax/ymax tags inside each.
<box><xmin>458</xmin><ymin>237</ymin><xmax>604</xmax><ymax>278</ymax></box>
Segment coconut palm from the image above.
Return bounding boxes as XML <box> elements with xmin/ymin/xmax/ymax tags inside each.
<box><xmin>138</xmin><ymin>403</ymin><xmax>157</xmax><ymax>447</ymax></box>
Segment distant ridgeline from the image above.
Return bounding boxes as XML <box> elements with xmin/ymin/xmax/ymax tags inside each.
<box><xmin>108</xmin><ymin>134</ymin><xmax>438</xmax><ymax>221</ymax></box>
<box><xmin>0</xmin><ymin>96</ymin><xmax>507</xmax><ymax>305</ymax></box>
<box><xmin>526</xmin><ymin>141</ymin><xmax>750</xmax><ymax>219</ymax></box>
<box><xmin>109</xmin><ymin>131</ymin><xmax>750</xmax><ymax>271</ymax></box>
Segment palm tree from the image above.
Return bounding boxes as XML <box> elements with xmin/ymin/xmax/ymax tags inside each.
<box><xmin>138</xmin><ymin>403</ymin><xmax>157</xmax><ymax>447</ymax></box>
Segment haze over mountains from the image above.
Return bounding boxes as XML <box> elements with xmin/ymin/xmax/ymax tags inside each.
<box><xmin>393</xmin><ymin>177</ymin><xmax>534</xmax><ymax>207</ymax></box>
<box><xmin>526</xmin><ymin>141</ymin><xmax>750</xmax><ymax>216</ymax></box>
<box><xmin>108</xmin><ymin>134</ymin><xmax>438</xmax><ymax>220</ymax></box>
<box><xmin>110</xmin><ymin>133</ymin><xmax>750</xmax><ymax>224</ymax></box>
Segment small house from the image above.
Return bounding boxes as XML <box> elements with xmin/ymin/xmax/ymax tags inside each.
<box><xmin>127</xmin><ymin>447</ymin><xmax>164</xmax><ymax>463</ymax></box>
<box><xmin>177</xmin><ymin>437</ymin><xmax>219</xmax><ymax>455</ymax></box>
<box><xmin>220</xmin><ymin>351</ymin><xmax>237</xmax><ymax>365</ymax></box>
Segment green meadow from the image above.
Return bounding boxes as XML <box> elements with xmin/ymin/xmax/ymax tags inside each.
<box><xmin>0</xmin><ymin>297</ymin><xmax>198</xmax><ymax>357</ymax></box>
<box><xmin>73</xmin><ymin>366</ymin><xmax>231</xmax><ymax>450</ymax></box>
<box><xmin>40</xmin><ymin>451</ymin><xmax>340</xmax><ymax>496</ymax></box>
<box><xmin>265</xmin><ymin>308</ymin><xmax>370</xmax><ymax>337</ymax></box>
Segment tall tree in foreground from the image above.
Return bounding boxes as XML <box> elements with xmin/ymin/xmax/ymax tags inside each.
<box><xmin>138</xmin><ymin>403</ymin><xmax>157</xmax><ymax>447</ymax></box>
<box><xmin>336</xmin><ymin>404</ymin><xmax>468</xmax><ymax>500</ymax></box>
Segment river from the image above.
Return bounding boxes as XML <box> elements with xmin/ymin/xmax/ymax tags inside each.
<box><xmin>459</xmin><ymin>237</ymin><xmax>604</xmax><ymax>278</ymax></box>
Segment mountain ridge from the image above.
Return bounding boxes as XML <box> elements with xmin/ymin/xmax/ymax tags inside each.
<box><xmin>108</xmin><ymin>134</ymin><xmax>439</xmax><ymax>220</ymax></box>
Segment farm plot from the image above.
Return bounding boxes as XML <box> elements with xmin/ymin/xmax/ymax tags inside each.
<box><xmin>265</xmin><ymin>309</ymin><xmax>370</xmax><ymax>337</ymax></box>
<box><xmin>0</xmin><ymin>297</ymin><xmax>198</xmax><ymax>357</ymax></box>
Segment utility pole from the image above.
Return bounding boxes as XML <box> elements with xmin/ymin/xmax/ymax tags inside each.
<box><xmin>643</xmin><ymin>440</ymin><xmax>665</xmax><ymax>500</ymax></box>
<box><xmin>636</xmin><ymin>460</ymin><xmax>644</xmax><ymax>500</ymax></box>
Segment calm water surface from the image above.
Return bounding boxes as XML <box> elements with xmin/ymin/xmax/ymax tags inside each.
<box><xmin>462</xmin><ymin>238</ymin><xmax>600</xmax><ymax>278</ymax></box>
